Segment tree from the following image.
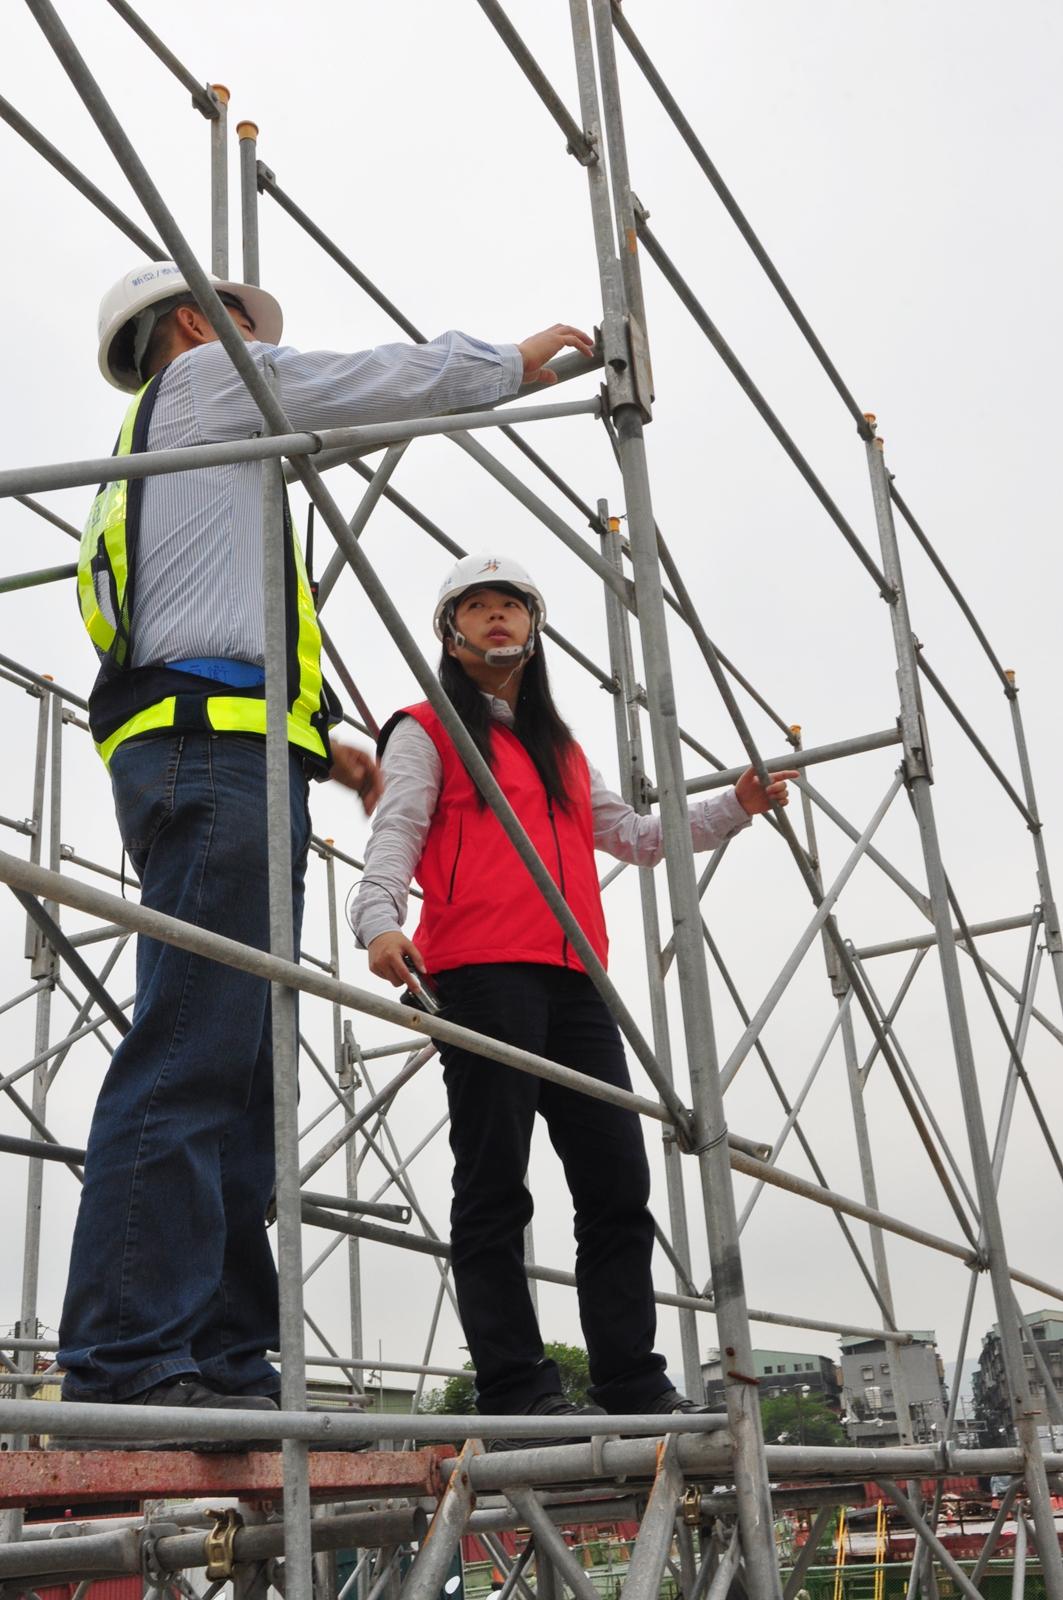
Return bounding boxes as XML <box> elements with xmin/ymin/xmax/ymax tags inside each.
<box><xmin>760</xmin><ymin>1391</ymin><xmax>849</xmax><ymax>1448</ymax></box>
<box><xmin>421</xmin><ymin>1342</ymin><xmax>592</xmax><ymax>1414</ymax></box>
<box><xmin>420</xmin><ymin>1364</ymin><xmax>476</xmax><ymax>1416</ymax></box>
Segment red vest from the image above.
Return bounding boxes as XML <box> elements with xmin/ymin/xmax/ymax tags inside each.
<box><xmin>395</xmin><ymin>702</ymin><xmax>609</xmax><ymax>977</ymax></box>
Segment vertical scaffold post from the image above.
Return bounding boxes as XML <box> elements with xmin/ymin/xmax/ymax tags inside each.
<box><xmin>237</xmin><ymin>120</ymin><xmax>261</xmax><ymax>286</ymax></box>
<box><xmin>794</xmin><ymin>736</ymin><xmax>915</xmax><ymax>1443</ymax></box>
<box><xmin>19</xmin><ymin>688</ymin><xmax>61</xmax><ymax>1353</ymax></box>
<box><xmin>863</xmin><ymin>421</ymin><xmax>1063</xmax><ymax>1600</ymax></box>
<box><xmin>18</xmin><ymin>689</ymin><xmax>55</xmax><ymax>1351</ymax></box>
<box><xmin>5</xmin><ymin>686</ymin><xmax>54</xmax><ymax>1540</ymax></box>
<box><xmin>1003</xmin><ymin>669</ymin><xmax>1063</xmax><ymax>1020</ymax></box>
<box><xmin>22</xmin><ymin>688</ymin><xmax>50</xmax><ymax>962</ymax></box>
<box><xmin>209</xmin><ymin>84</ymin><xmax>229</xmax><ymax>277</ymax></box>
<box><xmin>261</xmin><ymin>414</ymin><xmax>313</xmax><ymax>1600</ymax></box>
<box><xmin>571</xmin><ymin>2</ymin><xmax>780</xmax><ymax>1590</ymax></box>
<box><xmin>599</xmin><ymin>501</ymin><xmax>703</xmax><ymax>1400</ymax></box>
<box><xmin>327</xmin><ymin>845</ymin><xmax>364</xmax><ymax>1373</ymax></box>
<box><xmin>812</xmin><ymin>833</ymin><xmax>925</xmax><ymax>1585</ymax></box>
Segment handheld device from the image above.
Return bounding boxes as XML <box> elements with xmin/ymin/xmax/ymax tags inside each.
<box><xmin>400</xmin><ymin>956</ymin><xmax>440</xmax><ymax>1016</ymax></box>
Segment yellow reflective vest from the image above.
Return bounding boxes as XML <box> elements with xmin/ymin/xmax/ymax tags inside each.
<box><xmin>78</xmin><ymin>372</ymin><xmax>337</xmax><ymax>771</ymax></box>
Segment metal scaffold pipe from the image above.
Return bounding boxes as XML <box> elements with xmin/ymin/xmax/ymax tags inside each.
<box><xmin>600</xmin><ymin>505</ymin><xmax>702</xmax><ymax>1399</ymax></box>
<box><xmin>854</xmin><ymin>912</ymin><xmax>1036</xmax><ymax>960</ymax></box>
<box><xmin>254</xmin><ymin>146</ymin><xmax>796</xmax><ymax>747</ymax></box>
<box><xmin>0</xmin><ymin>394</ymin><xmax>600</xmax><ymax>499</ymax></box>
<box><xmin>609</xmin><ymin>5</ymin><xmax>1026</xmax><ymax>735</ymax></box>
<box><xmin>671</xmin><ymin>726</ymin><xmax>903</xmax><ymax>798</ymax></box>
<box><xmin>236</xmin><ymin>119</ymin><xmax>261</xmax><ymax>283</ymax></box>
<box><xmin>209</xmin><ymin>83</ymin><xmax>229</xmax><ymax>275</ymax></box>
<box><xmin>260</xmin><ymin>412</ymin><xmax>313</xmax><ymax>1577</ymax></box>
<box><xmin>2</xmin><ymin>7</ymin><xmax>1059</xmax><ymax>1595</ymax></box>
<box><xmin>1004</xmin><ymin>669</ymin><xmax>1063</xmax><ymax>1020</ymax></box>
<box><xmin>862</xmin><ymin>424</ymin><xmax>1063</xmax><ymax>1599</ymax></box>
<box><xmin>475</xmin><ymin>0</ymin><xmax>596</xmax><ymax>164</ymax></box>
<box><xmin>301</xmin><ymin>1195</ymin><xmax>931</xmax><ymax>1343</ymax></box>
<box><xmin>0</xmin><ymin>93</ymin><xmax>162</xmax><ymax>257</ymax></box>
<box><xmin>574</xmin><ymin>0</ymin><xmax>779</xmax><ymax>1588</ymax></box>
<box><xmin>635</xmin><ymin>216</ymin><xmax>892</xmax><ymax>600</ymax></box>
<box><xmin>718</xmin><ymin>772</ymin><xmax>903</xmax><ymax>1090</ymax></box>
<box><xmin>608</xmin><ymin>0</ymin><xmax>869</xmax><ymax>434</ymax></box>
<box><xmin>0</xmin><ymin>1506</ymin><xmax>429</xmax><ymax>1583</ymax></box>
<box><xmin>103</xmin><ymin>0</ymin><xmax>219</xmax><ymax>117</ymax></box>
<box><xmin>629</xmin><ymin>419</ymin><xmax>986</xmax><ymax>1252</ymax></box>
<box><xmin>0</xmin><ymin>849</ymin><xmax>805</xmax><ymax>1189</ymax></box>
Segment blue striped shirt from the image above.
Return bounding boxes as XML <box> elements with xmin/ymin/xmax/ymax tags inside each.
<box><xmin>131</xmin><ymin>332</ymin><xmax>523</xmax><ymax>667</ymax></box>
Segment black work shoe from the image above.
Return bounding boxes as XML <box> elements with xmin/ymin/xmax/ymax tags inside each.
<box><xmin>50</xmin><ymin>1376</ymin><xmax>279</xmax><ymax>1453</ymax></box>
<box><xmin>486</xmin><ymin>1392</ymin><xmax>606</xmax><ymax>1454</ymax></box>
<box><xmin>646</xmin><ymin>1388</ymin><xmax>712</xmax><ymax>1415</ymax></box>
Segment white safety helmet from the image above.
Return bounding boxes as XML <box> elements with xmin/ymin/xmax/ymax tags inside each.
<box><xmin>433</xmin><ymin>554</ymin><xmax>546</xmax><ymax>667</ymax></box>
<box><xmin>97</xmin><ymin>260</ymin><xmax>284</xmax><ymax>392</ymax></box>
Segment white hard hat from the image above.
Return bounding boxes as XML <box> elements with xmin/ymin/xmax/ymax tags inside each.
<box><xmin>433</xmin><ymin>554</ymin><xmax>547</xmax><ymax>639</ymax></box>
<box><xmin>97</xmin><ymin>260</ymin><xmax>284</xmax><ymax>391</ymax></box>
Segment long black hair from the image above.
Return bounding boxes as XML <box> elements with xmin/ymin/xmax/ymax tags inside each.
<box><xmin>439</xmin><ymin>637</ymin><xmax>575</xmax><ymax>808</ymax></box>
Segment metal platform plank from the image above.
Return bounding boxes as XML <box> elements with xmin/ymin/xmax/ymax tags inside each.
<box><xmin>0</xmin><ymin>1447</ymin><xmax>453</xmax><ymax>1508</ymax></box>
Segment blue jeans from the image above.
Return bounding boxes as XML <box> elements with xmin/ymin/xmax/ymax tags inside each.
<box><xmin>58</xmin><ymin>733</ymin><xmax>311</xmax><ymax>1401</ymax></box>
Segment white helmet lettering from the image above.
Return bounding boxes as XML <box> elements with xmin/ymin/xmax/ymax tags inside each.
<box><xmin>433</xmin><ymin>554</ymin><xmax>547</xmax><ymax>641</ymax></box>
<box><xmin>96</xmin><ymin>259</ymin><xmax>284</xmax><ymax>392</ymax></box>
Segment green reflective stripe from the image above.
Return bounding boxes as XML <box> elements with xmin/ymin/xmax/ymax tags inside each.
<box><xmin>291</xmin><ymin>537</ymin><xmax>324</xmax><ymax>732</ymax></box>
<box><xmin>78</xmin><ymin>384</ymin><xmax>146</xmax><ymax>653</ymax></box>
<box><xmin>78</xmin><ymin>485</ymin><xmax>120</xmax><ymax>651</ymax></box>
<box><xmin>76</xmin><ymin>566</ymin><xmax>108</xmax><ymax>652</ymax></box>
<box><xmin>97</xmin><ymin>696</ymin><xmax>177</xmax><ymax>767</ymax></box>
<box><xmin>97</xmin><ymin>695</ymin><xmax>329</xmax><ymax>770</ymax></box>
<box><xmin>205</xmin><ymin>695</ymin><xmax>328</xmax><ymax>758</ymax></box>
<box><xmin>100</xmin><ymin>481</ymin><xmax>130</xmax><ymax>622</ymax></box>
<box><xmin>83</xmin><ymin>379</ymin><xmax>333</xmax><ymax>769</ymax></box>
<box><xmin>115</xmin><ymin>385</ymin><xmax>146</xmax><ymax>454</ymax></box>
<box><xmin>100</xmin><ymin>388</ymin><xmax>142</xmax><ymax>630</ymax></box>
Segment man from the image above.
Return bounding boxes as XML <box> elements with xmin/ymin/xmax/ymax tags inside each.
<box><xmin>58</xmin><ymin>259</ymin><xmax>593</xmax><ymax>1442</ymax></box>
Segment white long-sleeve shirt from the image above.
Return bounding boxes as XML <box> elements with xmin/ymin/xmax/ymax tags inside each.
<box><xmin>129</xmin><ymin>332</ymin><xmax>522</xmax><ymax>667</ymax></box>
<box><xmin>347</xmin><ymin>696</ymin><xmax>751</xmax><ymax>948</ymax></box>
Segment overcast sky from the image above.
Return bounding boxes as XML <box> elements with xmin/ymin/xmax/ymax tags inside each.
<box><xmin>2</xmin><ymin>2</ymin><xmax>1062</xmax><ymax>1409</ymax></box>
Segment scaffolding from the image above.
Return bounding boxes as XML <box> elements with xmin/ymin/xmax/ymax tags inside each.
<box><xmin>1</xmin><ymin>3</ymin><xmax>1062</xmax><ymax>1597</ymax></box>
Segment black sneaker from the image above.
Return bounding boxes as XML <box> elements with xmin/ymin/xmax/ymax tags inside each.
<box><xmin>646</xmin><ymin>1389</ymin><xmax>714</xmax><ymax>1415</ymax></box>
<box><xmin>50</xmin><ymin>1376</ymin><xmax>279</xmax><ymax>1453</ymax></box>
<box><xmin>486</xmin><ymin>1392</ymin><xmax>606</xmax><ymax>1453</ymax></box>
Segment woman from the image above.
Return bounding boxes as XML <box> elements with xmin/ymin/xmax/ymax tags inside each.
<box><xmin>348</xmin><ymin>554</ymin><xmax>795</xmax><ymax>1431</ymax></box>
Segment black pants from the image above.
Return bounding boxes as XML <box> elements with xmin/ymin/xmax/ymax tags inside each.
<box><xmin>435</xmin><ymin>962</ymin><xmax>670</xmax><ymax>1414</ymax></box>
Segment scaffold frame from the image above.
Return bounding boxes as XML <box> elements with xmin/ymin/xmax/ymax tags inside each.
<box><xmin>2</xmin><ymin>3</ymin><xmax>1062</xmax><ymax>1597</ymax></box>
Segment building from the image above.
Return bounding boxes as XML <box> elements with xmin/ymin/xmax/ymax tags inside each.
<box><xmin>973</xmin><ymin>1310</ymin><xmax>1063</xmax><ymax>1449</ymax></box>
<box><xmin>310</xmin><ymin>1376</ymin><xmax>418</xmax><ymax>1414</ymax></box>
<box><xmin>839</xmin><ymin>1332</ymin><xmax>948</xmax><ymax>1446</ymax></box>
<box><xmin>702</xmin><ymin>1349</ymin><xmax>842</xmax><ymax>1411</ymax></box>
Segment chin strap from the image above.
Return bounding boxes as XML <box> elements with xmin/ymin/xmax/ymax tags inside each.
<box><xmin>446</xmin><ymin>620</ymin><xmax>537</xmax><ymax>669</ymax></box>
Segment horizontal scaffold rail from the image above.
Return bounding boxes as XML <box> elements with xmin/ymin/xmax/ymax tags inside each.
<box><xmin>300</xmin><ymin>1206</ymin><xmax>918</xmax><ymax>1345</ymax></box>
<box><xmin>667</xmin><ymin>725</ymin><xmax>903</xmax><ymax>800</ymax></box>
<box><xmin>0</xmin><ymin>1397</ymin><xmax>729</xmax><ymax>1449</ymax></box>
<box><xmin>444</xmin><ymin>1436</ymin><xmax>1063</xmax><ymax>1492</ymax></box>
<box><xmin>0</xmin><ymin>846</ymin><xmax>756</xmax><ymax>1148</ymax></box>
<box><xmin>4</xmin><ymin>845</ymin><xmax>1061</xmax><ymax>1317</ymax></box>
<box><xmin>7</xmin><ymin>1404</ymin><xmax>1051</xmax><ymax>1490</ymax></box>
<box><xmin>0</xmin><ymin>394</ymin><xmax>600</xmax><ymax>499</ymax></box>
<box><xmin>0</xmin><ymin>1502</ymin><xmax>427</xmax><ymax>1582</ymax></box>
<box><xmin>855</xmin><ymin>911</ymin><xmax>1036</xmax><ymax>960</ymax></box>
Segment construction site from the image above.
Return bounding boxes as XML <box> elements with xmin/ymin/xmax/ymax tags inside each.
<box><xmin>2</xmin><ymin>2</ymin><xmax>1062</xmax><ymax>1596</ymax></box>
